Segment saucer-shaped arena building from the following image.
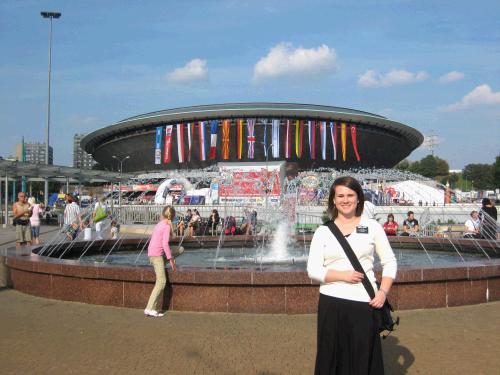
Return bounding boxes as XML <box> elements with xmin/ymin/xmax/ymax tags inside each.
<box><xmin>81</xmin><ymin>103</ymin><xmax>423</xmax><ymax>172</ymax></box>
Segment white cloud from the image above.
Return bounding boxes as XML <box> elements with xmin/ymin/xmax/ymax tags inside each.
<box><xmin>358</xmin><ymin>69</ymin><xmax>429</xmax><ymax>88</ymax></box>
<box><xmin>166</xmin><ymin>59</ymin><xmax>208</xmax><ymax>83</ymax></box>
<box><xmin>253</xmin><ymin>43</ymin><xmax>337</xmax><ymax>81</ymax></box>
<box><xmin>439</xmin><ymin>71</ymin><xmax>465</xmax><ymax>84</ymax></box>
<box><xmin>440</xmin><ymin>84</ymin><xmax>500</xmax><ymax>112</ymax></box>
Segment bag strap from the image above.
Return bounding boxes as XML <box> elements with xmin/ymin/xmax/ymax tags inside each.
<box><xmin>325</xmin><ymin>220</ymin><xmax>376</xmax><ymax>299</ymax></box>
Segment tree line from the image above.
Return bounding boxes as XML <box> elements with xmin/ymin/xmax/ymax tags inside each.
<box><xmin>396</xmin><ymin>155</ymin><xmax>500</xmax><ymax>191</ymax></box>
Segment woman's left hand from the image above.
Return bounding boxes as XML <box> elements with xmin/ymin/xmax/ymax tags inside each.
<box><xmin>368</xmin><ymin>290</ymin><xmax>386</xmax><ymax>309</ymax></box>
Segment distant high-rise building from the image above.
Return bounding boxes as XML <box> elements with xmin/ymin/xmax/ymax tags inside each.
<box><xmin>15</xmin><ymin>142</ymin><xmax>53</xmax><ymax>165</ymax></box>
<box><xmin>73</xmin><ymin>133</ymin><xmax>95</xmax><ymax>169</ymax></box>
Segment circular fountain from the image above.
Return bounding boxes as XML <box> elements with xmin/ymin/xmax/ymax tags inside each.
<box><xmin>4</xmin><ymin>168</ymin><xmax>500</xmax><ymax>313</ymax></box>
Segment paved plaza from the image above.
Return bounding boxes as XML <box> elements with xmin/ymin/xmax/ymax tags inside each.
<box><xmin>0</xmin><ymin>225</ymin><xmax>499</xmax><ymax>374</ymax></box>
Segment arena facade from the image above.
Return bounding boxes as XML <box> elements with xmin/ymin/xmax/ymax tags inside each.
<box><xmin>81</xmin><ymin>103</ymin><xmax>423</xmax><ymax>173</ymax></box>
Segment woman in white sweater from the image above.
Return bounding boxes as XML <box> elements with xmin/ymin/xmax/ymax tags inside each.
<box><xmin>307</xmin><ymin>176</ymin><xmax>397</xmax><ymax>375</ymax></box>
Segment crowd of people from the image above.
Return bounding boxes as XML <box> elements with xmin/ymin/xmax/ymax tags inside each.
<box><xmin>381</xmin><ymin>198</ymin><xmax>498</xmax><ymax>239</ymax></box>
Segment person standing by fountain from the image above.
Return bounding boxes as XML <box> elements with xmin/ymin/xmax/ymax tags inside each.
<box><xmin>307</xmin><ymin>176</ymin><xmax>397</xmax><ymax>375</ymax></box>
<box><xmin>145</xmin><ymin>206</ymin><xmax>177</xmax><ymax>317</ymax></box>
<box><xmin>12</xmin><ymin>192</ymin><xmax>32</xmax><ymax>249</ymax></box>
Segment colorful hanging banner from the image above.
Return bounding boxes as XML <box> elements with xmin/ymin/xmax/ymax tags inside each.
<box><xmin>350</xmin><ymin>125</ymin><xmax>361</xmax><ymax>161</ymax></box>
<box><xmin>155</xmin><ymin>127</ymin><xmax>163</xmax><ymax>165</ymax></box>
<box><xmin>209</xmin><ymin>120</ymin><xmax>218</xmax><ymax>160</ymax></box>
<box><xmin>308</xmin><ymin>120</ymin><xmax>316</xmax><ymax>160</ymax></box>
<box><xmin>272</xmin><ymin>119</ymin><xmax>280</xmax><ymax>158</ymax></box>
<box><xmin>319</xmin><ymin>121</ymin><xmax>327</xmax><ymax>160</ymax></box>
<box><xmin>198</xmin><ymin>121</ymin><xmax>206</xmax><ymax>161</ymax></box>
<box><xmin>176</xmin><ymin>123</ymin><xmax>185</xmax><ymax>163</ymax></box>
<box><xmin>236</xmin><ymin>119</ymin><xmax>244</xmax><ymax>160</ymax></box>
<box><xmin>247</xmin><ymin>119</ymin><xmax>256</xmax><ymax>159</ymax></box>
<box><xmin>164</xmin><ymin>125</ymin><xmax>173</xmax><ymax>163</ymax></box>
<box><xmin>262</xmin><ymin>119</ymin><xmax>269</xmax><ymax>158</ymax></box>
<box><xmin>341</xmin><ymin>123</ymin><xmax>347</xmax><ymax>162</ymax></box>
<box><xmin>295</xmin><ymin>120</ymin><xmax>303</xmax><ymax>158</ymax></box>
<box><xmin>285</xmin><ymin>119</ymin><xmax>292</xmax><ymax>158</ymax></box>
<box><xmin>187</xmin><ymin>122</ymin><xmax>194</xmax><ymax>162</ymax></box>
<box><xmin>222</xmin><ymin>119</ymin><xmax>231</xmax><ymax>160</ymax></box>
<box><xmin>329</xmin><ymin>122</ymin><xmax>337</xmax><ymax>161</ymax></box>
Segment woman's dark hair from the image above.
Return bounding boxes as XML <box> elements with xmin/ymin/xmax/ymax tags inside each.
<box><xmin>327</xmin><ymin>176</ymin><xmax>365</xmax><ymax>219</ymax></box>
<box><xmin>482</xmin><ymin>198</ymin><xmax>491</xmax><ymax>207</ymax></box>
<box><xmin>386</xmin><ymin>213</ymin><xmax>395</xmax><ymax>223</ymax></box>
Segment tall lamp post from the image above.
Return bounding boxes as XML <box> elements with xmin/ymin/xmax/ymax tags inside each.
<box><xmin>112</xmin><ymin>155</ymin><xmax>130</xmax><ymax>217</ymax></box>
<box><xmin>41</xmin><ymin>11</ymin><xmax>61</xmax><ymax>206</ymax></box>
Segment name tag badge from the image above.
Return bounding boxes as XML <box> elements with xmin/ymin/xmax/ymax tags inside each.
<box><xmin>356</xmin><ymin>225</ymin><xmax>369</xmax><ymax>234</ymax></box>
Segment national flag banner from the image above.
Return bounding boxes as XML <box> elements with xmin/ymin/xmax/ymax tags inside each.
<box><xmin>350</xmin><ymin>125</ymin><xmax>361</xmax><ymax>161</ymax></box>
<box><xmin>285</xmin><ymin>119</ymin><xmax>292</xmax><ymax>158</ymax></box>
<box><xmin>164</xmin><ymin>125</ymin><xmax>173</xmax><ymax>163</ymax></box>
<box><xmin>155</xmin><ymin>127</ymin><xmax>163</xmax><ymax>165</ymax></box>
<box><xmin>308</xmin><ymin>120</ymin><xmax>316</xmax><ymax>160</ymax></box>
<box><xmin>222</xmin><ymin>119</ymin><xmax>231</xmax><ymax>160</ymax></box>
<box><xmin>330</xmin><ymin>122</ymin><xmax>337</xmax><ymax>161</ymax></box>
<box><xmin>176</xmin><ymin>123</ymin><xmax>185</xmax><ymax>163</ymax></box>
<box><xmin>209</xmin><ymin>120</ymin><xmax>218</xmax><ymax>160</ymax></box>
<box><xmin>198</xmin><ymin>121</ymin><xmax>207</xmax><ymax>161</ymax></box>
<box><xmin>187</xmin><ymin>122</ymin><xmax>194</xmax><ymax>162</ymax></box>
<box><xmin>295</xmin><ymin>120</ymin><xmax>304</xmax><ymax>158</ymax></box>
<box><xmin>236</xmin><ymin>119</ymin><xmax>244</xmax><ymax>160</ymax></box>
<box><xmin>341</xmin><ymin>122</ymin><xmax>347</xmax><ymax>161</ymax></box>
<box><xmin>320</xmin><ymin>121</ymin><xmax>327</xmax><ymax>160</ymax></box>
<box><xmin>247</xmin><ymin>118</ymin><xmax>256</xmax><ymax>159</ymax></box>
<box><xmin>262</xmin><ymin>119</ymin><xmax>269</xmax><ymax>157</ymax></box>
<box><xmin>271</xmin><ymin>119</ymin><xmax>280</xmax><ymax>158</ymax></box>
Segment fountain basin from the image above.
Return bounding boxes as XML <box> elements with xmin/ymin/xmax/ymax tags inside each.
<box><xmin>4</xmin><ymin>236</ymin><xmax>500</xmax><ymax>313</ymax></box>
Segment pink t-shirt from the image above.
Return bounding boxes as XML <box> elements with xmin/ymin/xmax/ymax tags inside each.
<box><xmin>30</xmin><ymin>204</ymin><xmax>42</xmax><ymax>226</ymax></box>
<box><xmin>147</xmin><ymin>220</ymin><xmax>172</xmax><ymax>259</ymax></box>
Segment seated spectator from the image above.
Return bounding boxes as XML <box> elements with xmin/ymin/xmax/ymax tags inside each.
<box><xmin>110</xmin><ymin>220</ymin><xmax>119</xmax><ymax>240</ymax></box>
<box><xmin>383</xmin><ymin>213</ymin><xmax>398</xmax><ymax>236</ymax></box>
<box><xmin>207</xmin><ymin>209</ymin><xmax>220</xmax><ymax>236</ymax></box>
<box><xmin>81</xmin><ymin>219</ymin><xmax>92</xmax><ymax>241</ymax></box>
<box><xmin>188</xmin><ymin>209</ymin><xmax>201</xmax><ymax>236</ymax></box>
<box><xmin>66</xmin><ymin>222</ymin><xmax>80</xmax><ymax>241</ymax></box>
<box><xmin>240</xmin><ymin>209</ymin><xmax>258</xmax><ymax>235</ymax></box>
<box><xmin>480</xmin><ymin>198</ymin><xmax>498</xmax><ymax>240</ymax></box>
<box><xmin>177</xmin><ymin>209</ymin><xmax>192</xmax><ymax>237</ymax></box>
<box><xmin>401</xmin><ymin>211</ymin><xmax>419</xmax><ymax>236</ymax></box>
<box><xmin>464</xmin><ymin>210</ymin><xmax>481</xmax><ymax>239</ymax></box>
<box><xmin>224</xmin><ymin>216</ymin><xmax>237</xmax><ymax>235</ymax></box>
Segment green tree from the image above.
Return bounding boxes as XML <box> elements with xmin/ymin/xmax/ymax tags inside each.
<box><xmin>494</xmin><ymin>155</ymin><xmax>500</xmax><ymax>188</ymax></box>
<box><xmin>435</xmin><ymin>156</ymin><xmax>449</xmax><ymax>176</ymax></box>
<box><xmin>395</xmin><ymin>159</ymin><xmax>411</xmax><ymax>171</ymax></box>
<box><xmin>463</xmin><ymin>163</ymin><xmax>495</xmax><ymax>190</ymax></box>
<box><xmin>415</xmin><ymin>155</ymin><xmax>437</xmax><ymax>178</ymax></box>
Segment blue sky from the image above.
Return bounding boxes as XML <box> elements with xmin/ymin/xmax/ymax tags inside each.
<box><xmin>1</xmin><ymin>0</ymin><xmax>499</xmax><ymax>169</ymax></box>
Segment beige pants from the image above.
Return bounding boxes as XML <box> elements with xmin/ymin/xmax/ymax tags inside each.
<box><xmin>145</xmin><ymin>256</ymin><xmax>166</xmax><ymax>311</ymax></box>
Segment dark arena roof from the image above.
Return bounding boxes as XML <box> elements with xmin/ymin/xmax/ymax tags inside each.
<box><xmin>81</xmin><ymin>103</ymin><xmax>424</xmax><ymax>173</ymax></box>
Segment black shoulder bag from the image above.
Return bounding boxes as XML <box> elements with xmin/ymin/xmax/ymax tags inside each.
<box><xmin>325</xmin><ymin>221</ymin><xmax>399</xmax><ymax>338</ymax></box>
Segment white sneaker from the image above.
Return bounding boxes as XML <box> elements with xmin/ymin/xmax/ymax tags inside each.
<box><xmin>144</xmin><ymin>309</ymin><xmax>164</xmax><ymax>317</ymax></box>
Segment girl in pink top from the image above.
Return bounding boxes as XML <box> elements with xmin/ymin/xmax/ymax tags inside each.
<box><xmin>145</xmin><ymin>206</ymin><xmax>177</xmax><ymax>317</ymax></box>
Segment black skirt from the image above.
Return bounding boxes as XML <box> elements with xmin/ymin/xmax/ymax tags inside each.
<box><xmin>315</xmin><ymin>293</ymin><xmax>384</xmax><ymax>375</ymax></box>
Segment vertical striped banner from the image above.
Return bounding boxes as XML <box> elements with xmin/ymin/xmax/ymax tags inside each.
<box><xmin>155</xmin><ymin>127</ymin><xmax>163</xmax><ymax>165</ymax></box>
<box><xmin>350</xmin><ymin>125</ymin><xmax>361</xmax><ymax>161</ymax></box>
<box><xmin>222</xmin><ymin>119</ymin><xmax>231</xmax><ymax>160</ymax></box>
<box><xmin>209</xmin><ymin>120</ymin><xmax>218</xmax><ymax>160</ymax></box>
<box><xmin>236</xmin><ymin>119</ymin><xmax>244</xmax><ymax>160</ymax></box>
<box><xmin>262</xmin><ymin>119</ymin><xmax>269</xmax><ymax>158</ymax></box>
<box><xmin>164</xmin><ymin>125</ymin><xmax>173</xmax><ymax>163</ymax></box>
<box><xmin>320</xmin><ymin>121</ymin><xmax>327</xmax><ymax>160</ymax></box>
<box><xmin>247</xmin><ymin>119</ymin><xmax>256</xmax><ymax>159</ymax></box>
<box><xmin>187</xmin><ymin>122</ymin><xmax>194</xmax><ymax>162</ymax></box>
<box><xmin>330</xmin><ymin>122</ymin><xmax>337</xmax><ymax>161</ymax></box>
<box><xmin>285</xmin><ymin>119</ymin><xmax>292</xmax><ymax>158</ymax></box>
<box><xmin>308</xmin><ymin>120</ymin><xmax>316</xmax><ymax>160</ymax></box>
<box><xmin>272</xmin><ymin>119</ymin><xmax>280</xmax><ymax>158</ymax></box>
<box><xmin>341</xmin><ymin>123</ymin><xmax>347</xmax><ymax>162</ymax></box>
<box><xmin>198</xmin><ymin>121</ymin><xmax>206</xmax><ymax>161</ymax></box>
<box><xmin>295</xmin><ymin>120</ymin><xmax>304</xmax><ymax>158</ymax></box>
<box><xmin>177</xmin><ymin>123</ymin><xmax>185</xmax><ymax>163</ymax></box>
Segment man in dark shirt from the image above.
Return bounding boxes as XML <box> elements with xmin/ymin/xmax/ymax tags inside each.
<box><xmin>401</xmin><ymin>211</ymin><xmax>419</xmax><ymax>236</ymax></box>
<box><xmin>480</xmin><ymin>198</ymin><xmax>498</xmax><ymax>240</ymax></box>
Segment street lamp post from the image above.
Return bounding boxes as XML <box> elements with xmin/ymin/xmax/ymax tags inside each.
<box><xmin>41</xmin><ymin>11</ymin><xmax>61</xmax><ymax>207</ymax></box>
<box><xmin>112</xmin><ymin>155</ymin><xmax>130</xmax><ymax>218</ymax></box>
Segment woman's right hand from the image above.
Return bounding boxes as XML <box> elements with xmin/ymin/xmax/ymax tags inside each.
<box><xmin>169</xmin><ymin>258</ymin><xmax>177</xmax><ymax>271</ymax></box>
<box><xmin>340</xmin><ymin>270</ymin><xmax>364</xmax><ymax>283</ymax></box>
